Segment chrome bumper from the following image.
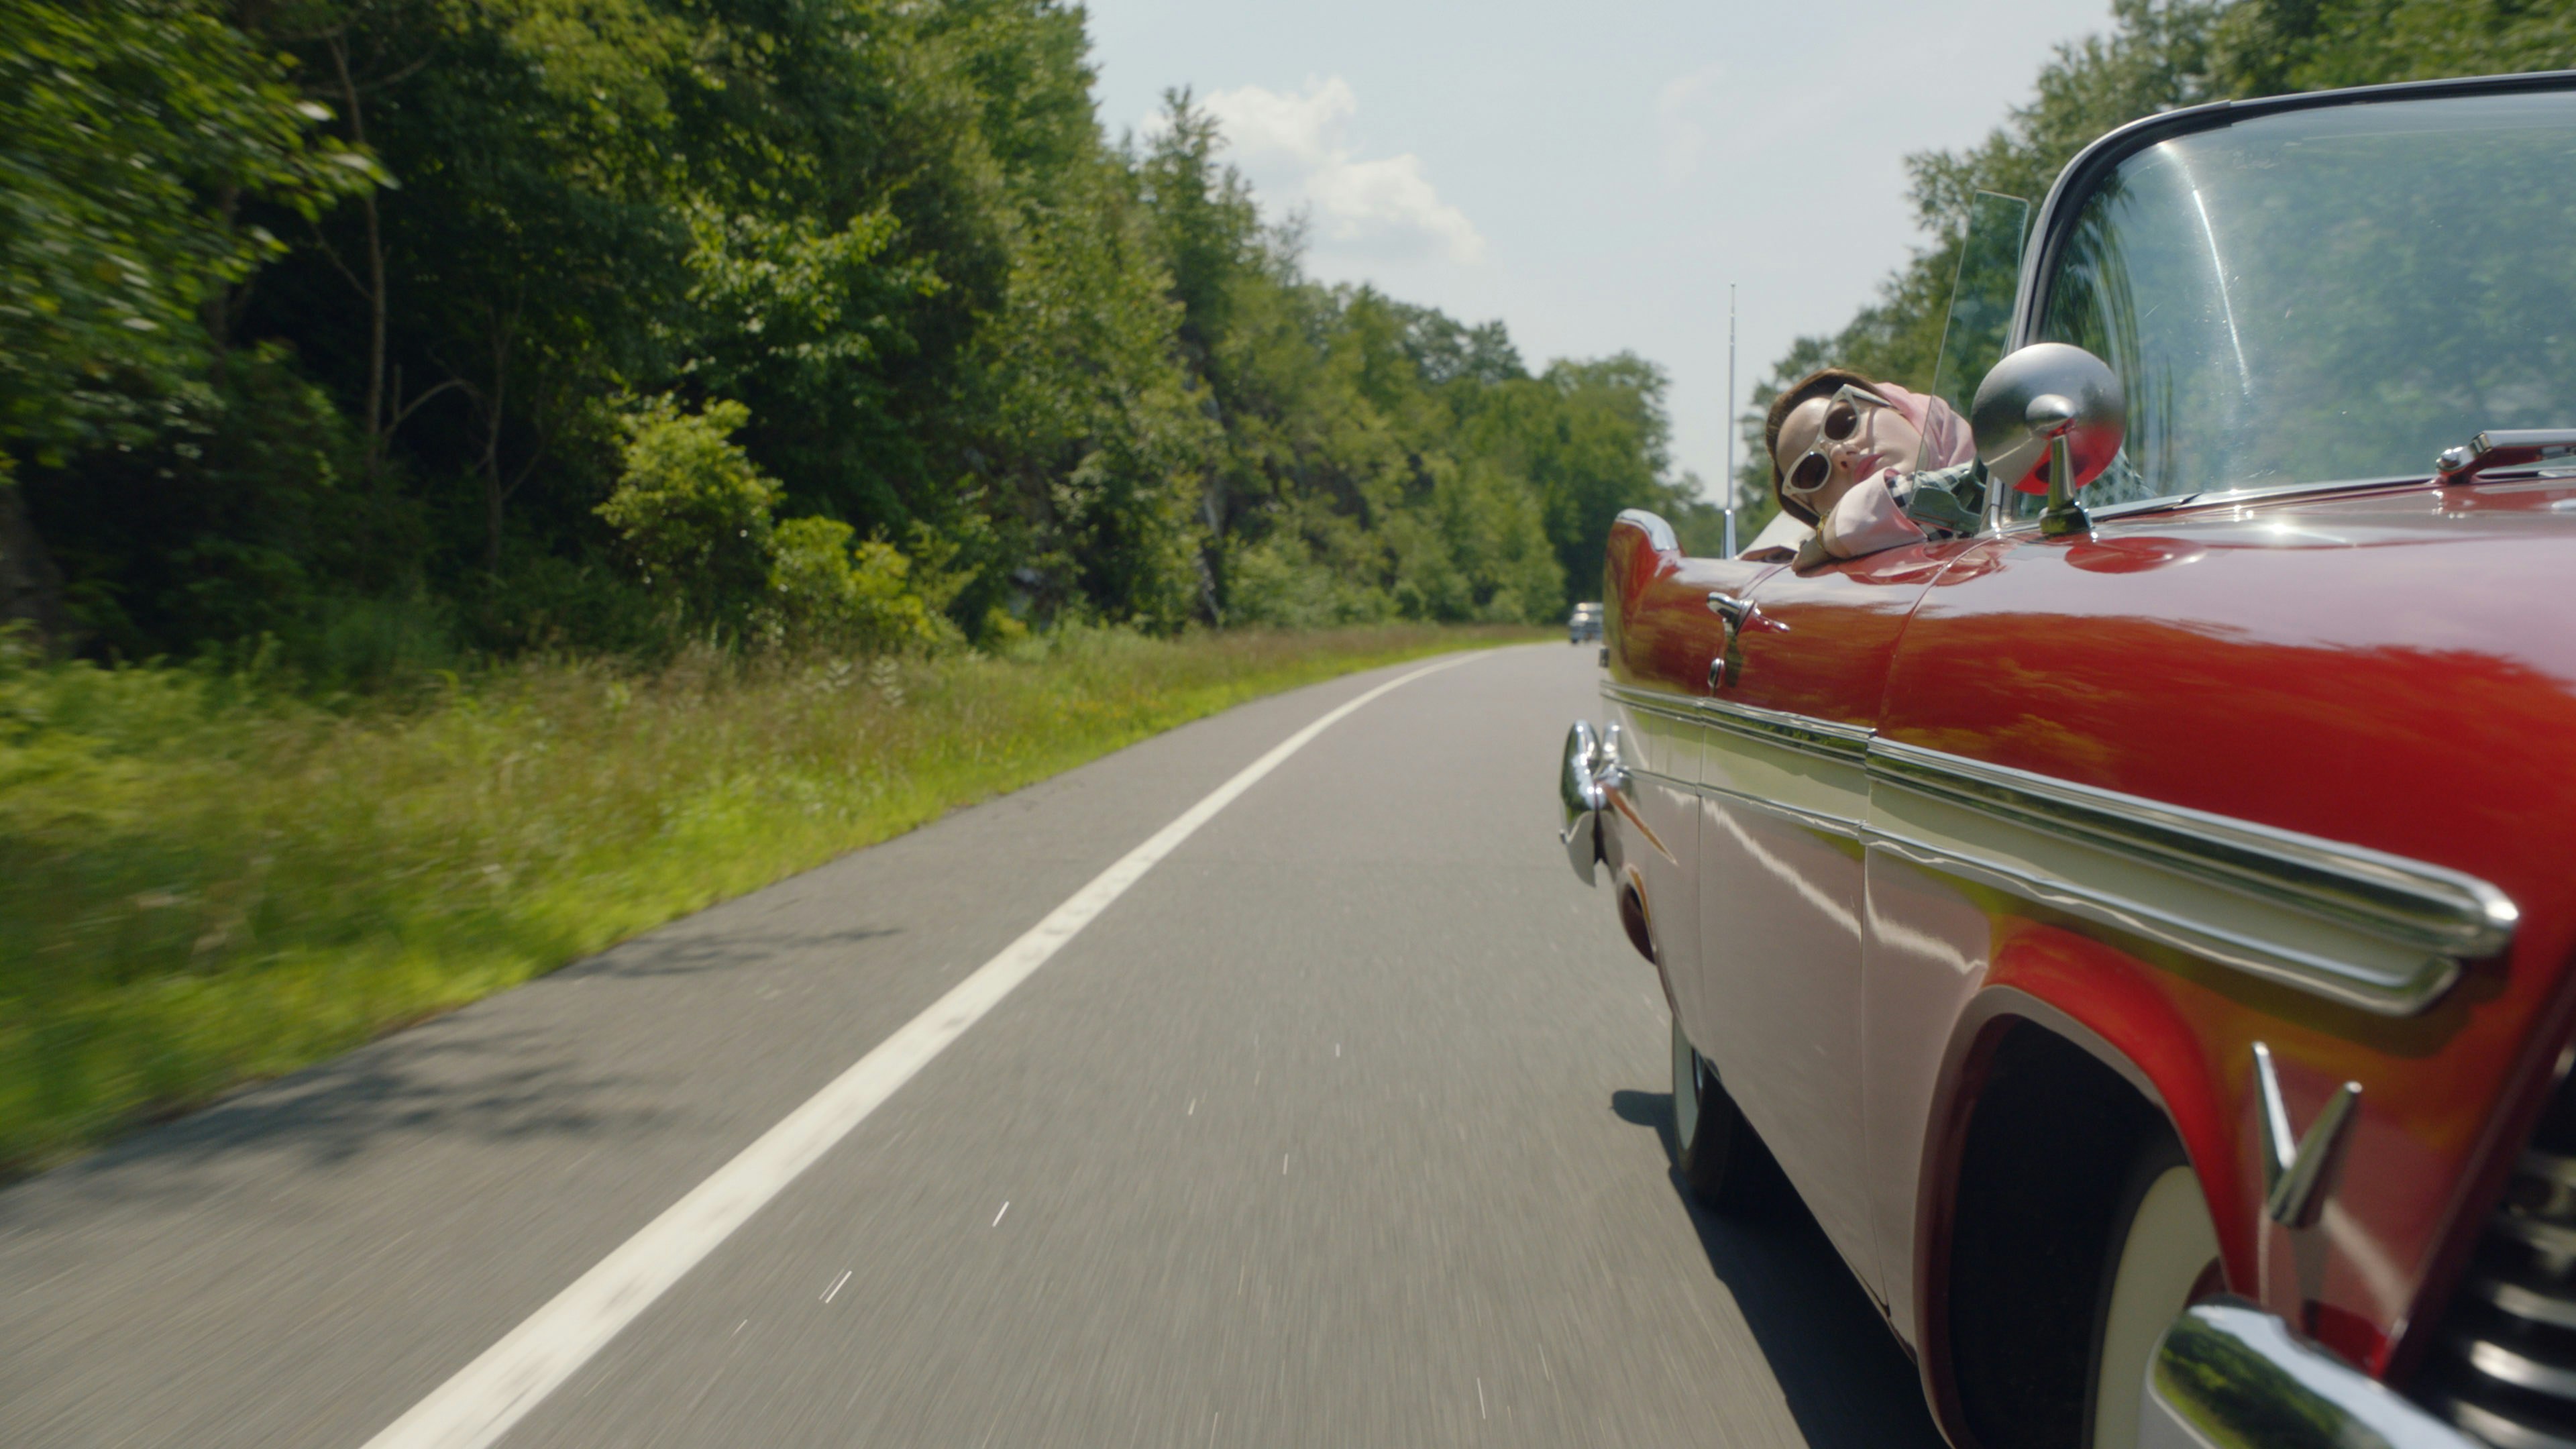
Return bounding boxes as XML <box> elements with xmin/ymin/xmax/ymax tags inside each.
<box><xmin>2142</xmin><ymin>1299</ymin><xmax>2475</xmax><ymax>1448</ymax></box>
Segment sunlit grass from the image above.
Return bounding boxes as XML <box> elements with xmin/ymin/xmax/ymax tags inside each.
<box><xmin>0</xmin><ymin>624</ymin><xmax>1538</xmax><ymax>1175</ymax></box>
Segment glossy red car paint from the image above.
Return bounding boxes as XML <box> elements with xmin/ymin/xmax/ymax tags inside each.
<box><xmin>1597</xmin><ymin>476</ymin><xmax>2576</xmax><ymax>1426</ymax></box>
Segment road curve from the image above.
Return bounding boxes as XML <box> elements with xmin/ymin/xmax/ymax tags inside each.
<box><xmin>0</xmin><ymin>644</ymin><xmax>1945</xmax><ymax>1449</ymax></box>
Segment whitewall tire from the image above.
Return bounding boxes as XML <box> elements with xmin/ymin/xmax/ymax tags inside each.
<box><xmin>2086</xmin><ymin>1144</ymin><xmax>2220</xmax><ymax>1449</ymax></box>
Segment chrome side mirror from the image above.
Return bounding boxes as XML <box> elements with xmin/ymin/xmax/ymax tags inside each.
<box><xmin>1972</xmin><ymin>342</ymin><xmax>2125</xmax><ymax>537</ymax></box>
<box><xmin>1560</xmin><ymin>720</ymin><xmax>1607</xmax><ymax>884</ymax></box>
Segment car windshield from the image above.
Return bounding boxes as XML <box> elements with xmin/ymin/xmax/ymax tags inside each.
<box><xmin>2028</xmin><ymin>87</ymin><xmax>2576</xmax><ymax>515</ymax></box>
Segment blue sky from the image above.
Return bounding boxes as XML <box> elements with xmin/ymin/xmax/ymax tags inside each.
<box><xmin>1083</xmin><ymin>0</ymin><xmax>2118</xmax><ymax>496</ymax></box>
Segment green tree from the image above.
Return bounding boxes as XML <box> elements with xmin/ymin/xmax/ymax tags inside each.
<box><xmin>0</xmin><ymin>0</ymin><xmax>365</xmax><ymax>642</ymax></box>
<box><xmin>597</xmin><ymin>396</ymin><xmax>779</xmax><ymax>631</ymax></box>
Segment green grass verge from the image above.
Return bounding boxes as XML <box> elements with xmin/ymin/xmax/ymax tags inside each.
<box><xmin>0</xmin><ymin>624</ymin><xmax>1540</xmax><ymax>1175</ymax></box>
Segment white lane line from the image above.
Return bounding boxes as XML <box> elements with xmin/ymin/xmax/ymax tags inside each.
<box><xmin>989</xmin><ymin>1201</ymin><xmax>1008</xmax><ymax>1228</ymax></box>
<box><xmin>358</xmin><ymin>651</ymin><xmax>1482</xmax><ymax>1449</ymax></box>
<box><xmin>820</xmin><ymin>1270</ymin><xmax>850</xmax><ymax>1304</ymax></box>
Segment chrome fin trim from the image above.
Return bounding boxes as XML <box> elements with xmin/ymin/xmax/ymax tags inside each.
<box><xmin>1870</xmin><ymin>831</ymin><xmax>2458</xmax><ymax>1012</ymax></box>
<box><xmin>1596</xmin><ymin>681</ymin><xmax>2517</xmax><ymax>1016</ymax></box>
<box><xmin>1870</xmin><ymin>737</ymin><xmax>2518</xmax><ymax>961</ymax></box>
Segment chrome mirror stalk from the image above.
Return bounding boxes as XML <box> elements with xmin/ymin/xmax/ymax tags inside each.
<box><xmin>1972</xmin><ymin>342</ymin><xmax>2125</xmax><ymax>535</ymax></box>
<box><xmin>2029</xmin><ymin>394</ymin><xmax>2094</xmax><ymax>538</ymax></box>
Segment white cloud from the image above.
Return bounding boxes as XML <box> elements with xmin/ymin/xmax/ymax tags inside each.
<box><xmin>1187</xmin><ymin>78</ymin><xmax>1487</xmax><ymax>265</ymax></box>
<box><xmin>1203</xmin><ymin>76</ymin><xmax>1358</xmax><ymax>169</ymax></box>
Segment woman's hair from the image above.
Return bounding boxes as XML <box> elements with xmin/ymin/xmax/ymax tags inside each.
<box><xmin>1764</xmin><ymin>366</ymin><xmax>1882</xmax><ymax>525</ymax></box>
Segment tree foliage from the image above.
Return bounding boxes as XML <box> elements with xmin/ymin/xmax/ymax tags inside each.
<box><xmin>1</xmin><ymin>0</ymin><xmax>1690</xmax><ymax>664</ymax></box>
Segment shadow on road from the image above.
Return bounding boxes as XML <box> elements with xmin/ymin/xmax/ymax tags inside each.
<box><xmin>0</xmin><ymin>1018</ymin><xmax>672</xmax><ymax>1227</ymax></box>
<box><xmin>558</xmin><ymin>921</ymin><xmax>904</xmax><ymax>980</ymax></box>
<box><xmin>1</xmin><ymin>906</ymin><xmax>908</xmax><ymax>1214</ymax></box>
<box><xmin>1611</xmin><ymin>1088</ymin><xmax>1949</xmax><ymax>1449</ymax></box>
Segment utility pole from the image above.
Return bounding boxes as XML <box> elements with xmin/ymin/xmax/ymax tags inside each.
<box><xmin>1723</xmin><ymin>283</ymin><xmax>1738</xmax><ymax>557</ymax></box>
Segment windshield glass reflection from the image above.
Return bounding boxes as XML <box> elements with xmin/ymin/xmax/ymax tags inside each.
<box><xmin>2027</xmin><ymin>89</ymin><xmax>2576</xmax><ymax>517</ymax></box>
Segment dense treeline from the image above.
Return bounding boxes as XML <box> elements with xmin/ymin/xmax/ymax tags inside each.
<box><xmin>1730</xmin><ymin>0</ymin><xmax>2576</xmax><ymax>531</ymax></box>
<box><xmin>0</xmin><ymin>0</ymin><xmax>1704</xmax><ymax>675</ymax></box>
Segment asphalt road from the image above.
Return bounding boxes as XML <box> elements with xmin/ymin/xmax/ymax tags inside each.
<box><xmin>0</xmin><ymin>643</ymin><xmax>1947</xmax><ymax>1449</ymax></box>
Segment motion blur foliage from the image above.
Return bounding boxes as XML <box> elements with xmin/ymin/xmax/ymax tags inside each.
<box><xmin>0</xmin><ymin>0</ymin><xmax>1698</xmax><ymax>670</ymax></box>
<box><xmin>1731</xmin><ymin>0</ymin><xmax>2576</xmax><ymax>527</ymax></box>
<box><xmin>0</xmin><ymin>620</ymin><xmax>1534</xmax><ymax>1172</ymax></box>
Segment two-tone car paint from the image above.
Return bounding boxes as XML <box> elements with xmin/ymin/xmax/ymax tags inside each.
<box><xmin>1582</xmin><ymin>70</ymin><xmax>2576</xmax><ymax>1449</ymax></box>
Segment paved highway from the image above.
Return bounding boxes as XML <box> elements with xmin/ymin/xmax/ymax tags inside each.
<box><xmin>0</xmin><ymin>645</ymin><xmax>1945</xmax><ymax>1448</ymax></box>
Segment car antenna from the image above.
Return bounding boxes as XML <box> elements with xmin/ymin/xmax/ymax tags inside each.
<box><xmin>1723</xmin><ymin>282</ymin><xmax>1738</xmax><ymax>558</ymax></box>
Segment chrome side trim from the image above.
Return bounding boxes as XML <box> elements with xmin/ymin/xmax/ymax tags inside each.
<box><xmin>1613</xmin><ymin>508</ymin><xmax>1678</xmax><ymax>553</ymax></box>
<box><xmin>1869</xmin><ymin>832</ymin><xmax>2458</xmax><ymax>1012</ymax></box>
<box><xmin>1870</xmin><ymin>738</ymin><xmax>2517</xmax><ymax>961</ymax></box>
<box><xmin>1705</xmin><ymin>781</ymin><xmax>1863</xmax><ymax>841</ymax></box>
<box><xmin>1617</xmin><ymin>763</ymin><xmax>1695</xmax><ymax>791</ymax></box>
<box><xmin>1700</xmin><ymin>697</ymin><xmax>1870</xmax><ymax>765</ymax></box>
<box><xmin>1600</xmin><ymin>684</ymin><xmax>1701</xmax><ymax>731</ymax></box>
<box><xmin>1601</xmin><ymin>684</ymin><xmax>1868</xmax><ymax>766</ymax></box>
<box><xmin>2142</xmin><ymin>1299</ymin><xmax>2475</xmax><ymax>1449</ymax></box>
<box><xmin>1597</xmin><ymin>686</ymin><xmax>2516</xmax><ymax>1014</ymax></box>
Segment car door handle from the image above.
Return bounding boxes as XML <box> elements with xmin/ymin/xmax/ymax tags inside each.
<box><xmin>1707</xmin><ymin>592</ymin><xmax>1787</xmax><ymax>633</ymax></box>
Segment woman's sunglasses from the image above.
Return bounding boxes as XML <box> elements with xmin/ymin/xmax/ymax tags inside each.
<box><xmin>1782</xmin><ymin>386</ymin><xmax>1892</xmax><ymax>499</ymax></box>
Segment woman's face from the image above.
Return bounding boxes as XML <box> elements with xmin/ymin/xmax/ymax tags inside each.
<box><xmin>1775</xmin><ymin>388</ymin><xmax>1923</xmax><ymax>517</ymax></box>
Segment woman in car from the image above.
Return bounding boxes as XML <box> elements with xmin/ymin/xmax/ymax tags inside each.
<box><xmin>1761</xmin><ymin>367</ymin><xmax>1976</xmax><ymax>564</ymax></box>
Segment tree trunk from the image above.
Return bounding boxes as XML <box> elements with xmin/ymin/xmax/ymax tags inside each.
<box><xmin>328</xmin><ymin>38</ymin><xmax>390</xmax><ymax>486</ymax></box>
<box><xmin>480</xmin><ymin>309</ymin><xmax>515</xmax><ymax>575</ymax></box>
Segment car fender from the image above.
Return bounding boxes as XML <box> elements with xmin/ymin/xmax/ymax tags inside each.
<box><xmin>1907</xmin><ymin>932</ymin><xmax>2248</xmax><ymax>1437</ymax></box>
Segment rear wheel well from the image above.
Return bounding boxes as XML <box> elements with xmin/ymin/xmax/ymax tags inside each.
<box><xmin>1945</xmin><ymin>1022</ymin><xmax>2172</xmax><ymax>1449</ymax></box>
<box><xmin>1616</xmin><ymin>876</ymin><xmax>1656</xmax><ymax>964</ymax></box>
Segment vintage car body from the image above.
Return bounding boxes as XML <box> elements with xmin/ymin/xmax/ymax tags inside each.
<box><xmin>1562</xmin><ymin>71</ymin><xmax>2576</xmax><ymax>1449</ymax></box>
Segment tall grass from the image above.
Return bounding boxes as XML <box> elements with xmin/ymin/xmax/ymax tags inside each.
<box><xmin>0</xmin><ymin>624</ymin><xmax>1534</xmax><ymax>1174</ymax></box>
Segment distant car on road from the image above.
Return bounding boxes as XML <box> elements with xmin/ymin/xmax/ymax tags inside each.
<box><xmin>1566</xmin><ymin>602</ymin><xmax>1602</xmax><ymax>645</ymax></box>
<box><xmin>1559</xmin><ymin>70</ymin><xmax>2576</xmax><ymax>1449</ymax></box>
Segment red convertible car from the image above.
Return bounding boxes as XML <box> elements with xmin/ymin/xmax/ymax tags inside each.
<box><xmin>1560</xmin><ymin>71</ymin><xmax>2576</xmax><ymax>1449</ymax></box>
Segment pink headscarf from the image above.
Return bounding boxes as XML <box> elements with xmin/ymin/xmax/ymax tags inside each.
<box><xmin>1874</xmin><ymin>382</ymin><xmax>1976</xmax><ymax>474</ymax></box>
